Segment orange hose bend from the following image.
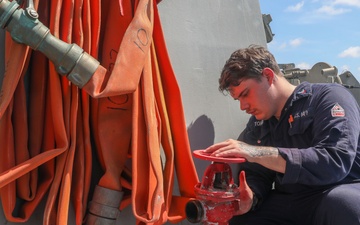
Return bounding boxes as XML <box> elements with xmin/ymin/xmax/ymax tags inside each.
<box><xmin>0</xmin><ymin>1</ymin><xmax>199</xmax><ymax>224</ymax></box>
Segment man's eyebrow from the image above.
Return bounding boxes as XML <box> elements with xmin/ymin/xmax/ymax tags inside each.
<box><xmin>232</xmin><ymin>80</ymin><xmax>245</xmax><ymax>100</ymax></box>
<box><xmin>234</xmin><ymin>87</ymin><xmax>247</xmax><ymax>100</ymax></box>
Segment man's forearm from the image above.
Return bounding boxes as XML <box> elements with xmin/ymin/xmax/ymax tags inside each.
<box><xmin>241</xmin><ymin>144</ymin><xmax>286</xmax><ymax>173</ymax></box>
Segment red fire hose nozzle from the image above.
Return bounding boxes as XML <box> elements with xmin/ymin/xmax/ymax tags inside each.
<box><xmin>186</xmin><ymin>150</ymin><xmax>246</xmax><ymax>225</ymax></box>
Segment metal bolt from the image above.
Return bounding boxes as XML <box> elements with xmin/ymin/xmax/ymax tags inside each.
<box><xmin>26</xmin><ymin>8</ymin><xmax>38</xmax><ymax>19</ymax></box>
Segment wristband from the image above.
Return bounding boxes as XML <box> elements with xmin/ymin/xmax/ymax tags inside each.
<box><xmin>251</xmin><ymin>193</ymin><xmax>259</xmax><ymax>211</ymax></box>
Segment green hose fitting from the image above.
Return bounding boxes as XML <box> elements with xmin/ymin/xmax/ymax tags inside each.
<box><xmin>0</xmin><ymin>0</ymin><xmax>99</xmax><ymax>88</ymax></box>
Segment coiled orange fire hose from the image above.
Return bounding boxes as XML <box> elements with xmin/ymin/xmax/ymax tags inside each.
<box><xmin>0</xmin><ymin>0</ymin><xmax>198</xmax><ymax>224</ymax></box>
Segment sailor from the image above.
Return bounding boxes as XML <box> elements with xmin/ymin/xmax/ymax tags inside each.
<box><xmin>205</xmin><ymin>45</ymin><xmax>360</xmax><ymax>225</ymax></box>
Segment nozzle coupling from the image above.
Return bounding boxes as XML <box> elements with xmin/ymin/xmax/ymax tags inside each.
<box><xmin>186</xmin><ymin>198</ymin><xmax>241</xmax><ymax>225</ymax></box>
<box><xmin>0</xmin><ymin>0</ymin><xmax>99</xmax><ymax>87</ymax></box>
<box><xmin>186</xmin><ymin>162</ymin><xmax>242</xmax><ymax>225</ymax></box>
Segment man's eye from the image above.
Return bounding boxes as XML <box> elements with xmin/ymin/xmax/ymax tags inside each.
<box><xmin>241</xmin><ymin>92</ymin><xmax>248</xmax><ymax>98</ymax></box>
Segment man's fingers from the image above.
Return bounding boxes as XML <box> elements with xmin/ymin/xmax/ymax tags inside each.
<box><xmin>239</xmin><ymin>170</ymin><xmax>248</xmax><ymax>191</ymax></box>
<box><xmin>204</xmin><ymin>141</ymin><xmax>229</xmax><ymax>152</ymax></box>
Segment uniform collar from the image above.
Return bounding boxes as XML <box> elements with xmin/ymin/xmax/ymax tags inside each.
<box><xmin>281</xmin><ymin>82</ymin><xmax>312</xmax><ymax>116</ymax></box>
<box><xmin>289</xmin><ymin>82</ymin><xmax>312</xmax><ymax>106</ymax></box>
<box><xmin>294</xmin><ymin>82</ymin><xmax>312</xmax><ymax>97</ymax></box>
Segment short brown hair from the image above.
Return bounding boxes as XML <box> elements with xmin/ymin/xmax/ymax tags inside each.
<box><xmin>219</xmin><ymin>45</ymin><xmax>281</xmax><ymax>93</ymax></box>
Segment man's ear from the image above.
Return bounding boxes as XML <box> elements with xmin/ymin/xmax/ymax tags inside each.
<box><xmin>262</xmin><ymin>67</ymin><xmax>275</xmax><ymax>84</ymax></box>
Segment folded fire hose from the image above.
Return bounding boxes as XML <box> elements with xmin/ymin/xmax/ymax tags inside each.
<box><xmin>0</xmin><ymin>0</ymin><xmax>199</xmax><ymax>224</ymax></box>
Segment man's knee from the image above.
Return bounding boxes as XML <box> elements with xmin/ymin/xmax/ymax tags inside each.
<box><xmin>315</xmin><ymin>183</ymin><xmax>360</xmax><ymax>224</ymax></box>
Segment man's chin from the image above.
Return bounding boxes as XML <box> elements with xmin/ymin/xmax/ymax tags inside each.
<box><xmin>254</xmin><ymin>114</ymin><xmax>268</xmax><ymax>121</ymax></box>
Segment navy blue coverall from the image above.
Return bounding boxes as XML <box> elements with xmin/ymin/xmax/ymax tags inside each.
<box><xmin>230</xmin><ymin>82</ymin><xmax>360</xmax><ymax>225</ymax></box>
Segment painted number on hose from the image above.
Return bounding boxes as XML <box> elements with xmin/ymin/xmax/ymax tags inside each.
<box><xmin>134</xmin><ymin>28</ymin><xmax>149</xmax><ymax>53</ymax></box>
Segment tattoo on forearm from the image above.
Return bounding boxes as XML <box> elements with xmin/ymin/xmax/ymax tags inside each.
<box><xmin>239</xmin><ymin>143</ymin><xmax>278</xmax><ymax>158</ymax></box>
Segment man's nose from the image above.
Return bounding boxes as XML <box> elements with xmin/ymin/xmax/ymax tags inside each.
<box><xmin>240</xmin><ymin>100</ymin><xmax>249</xmax><ymax>111</ymax></box>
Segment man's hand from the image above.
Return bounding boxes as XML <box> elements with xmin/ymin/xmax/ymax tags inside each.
<box><xmin>237</xmin><ymin>171</ymin><xmax>254</xmax><ymax>215</ymax></box>
<box><xmin>204</xmin><ymin>139</ymin><xmax>254</xmax><ymax>160</ymax></box>
<box><xmin>204</xmin><ymin>139</ymin><xmax>286</xmax><ymax>173</ymax></box>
